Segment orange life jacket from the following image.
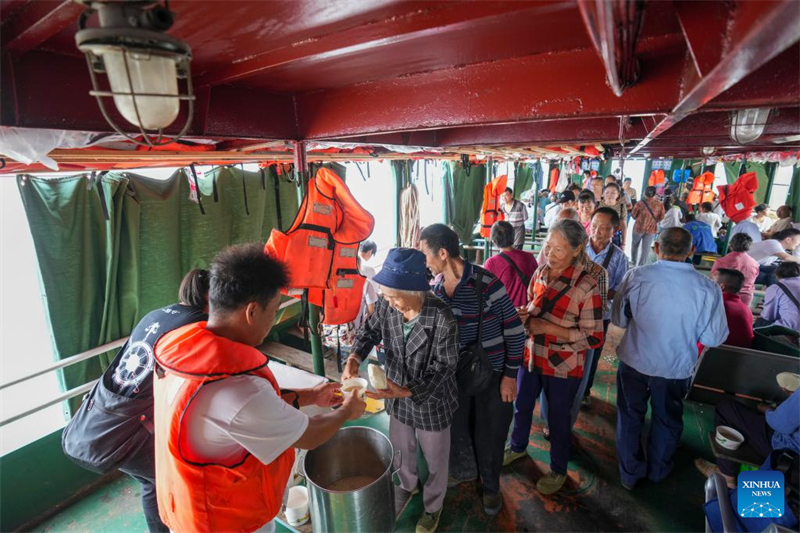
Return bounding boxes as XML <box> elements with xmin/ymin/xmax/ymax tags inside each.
<box><xmin>306</xmin><ymin>242</ymin><xmax>367</xmax><ymax>325</ymax></box>
<box><xmin>153</xmin><ymin>323</ymin><xmax>295</xmax><ymax>533</ymax></box>
<box><xmin>480</xmin><ymin>175</ymin><xmax>508</xmax><ymax>238</ymax></box>
<box><xmin>265</xmin><ymin>167</ymin><xmax>374</xmax><ymax>289</ymax></box>
<box><xmin>687</xmin><ymin>171</ymin><xmax>715</xmax><ymax>205</ymax></box>
<box><xmin>549</xmin><ymin>168</ymin><xmax>560</xmax><ymax>192</ymax></box>
<box><xmin>648</xmin><ymin>169</ymin><xmax>666</xmax><ymax>187</ymax></box>
<box><xmin>718</xmin><ymin>171</ymin><xmax>758</xmax><ymax>223</ymax></box>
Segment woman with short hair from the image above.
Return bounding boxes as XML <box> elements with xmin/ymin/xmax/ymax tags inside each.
<box><xmin>484</xmin><ymin>221</ymin><xmax>538</xmax><ymax>308</ymax></box>
<box><xmin>342</xmin><ymin>248</ymin><xmax>459</xmax><ymax>533</ymax></box>
<box><xmin>710</xmin><ymin>233</ymin><xmax>760</xmax><ymax>306</ymax></box>
<box><xmin>600</xmin><ymin>183</ymin><xmax>627</xmax><ymax>249</ymax></box>
<box><xmin>503</xmin><ymin>219</ymin><xmax>605</xmax><ymax>496</ymax></box>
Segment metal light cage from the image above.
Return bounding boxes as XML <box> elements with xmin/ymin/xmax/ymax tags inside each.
<box><xmin>76</xmin><ymin>3</ymin><xmax>195</xmax><ymax>147</ymax></box>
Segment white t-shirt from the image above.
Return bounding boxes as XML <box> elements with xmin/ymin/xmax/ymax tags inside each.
<box><xmin>543</xmin><ymin>203</ymin><xmax>563</xmax><ymax>228</ymax></box>
<box><xmin>697</xmin><ymin>212</ymin><xmax>723</xmax><ymax>237</ymax></box>
<box><xmin>748</xmin><ymin>239</ymin><xmax>786</xmax><ymax>266</ymax></box>
<box><xmin>181</xmin><ymin>374</ymin><xmax>309</xmax><ymax>466</ymax></box>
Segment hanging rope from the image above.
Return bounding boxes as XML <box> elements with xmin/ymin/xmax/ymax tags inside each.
<box><xmin>240</xmin><ymin>163</ymin><xmax>250</xmax><ymax>216</ymax></box>
<box><xmin>189</xmin><ymin>164</ymin><xmax>206</xmax><ymax>215</ymax></box>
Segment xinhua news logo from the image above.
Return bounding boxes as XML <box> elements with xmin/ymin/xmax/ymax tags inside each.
<box><xmin>738</xmin><ymin>470</ymin><xmax>784</xmax><ymax>519</ymax></box>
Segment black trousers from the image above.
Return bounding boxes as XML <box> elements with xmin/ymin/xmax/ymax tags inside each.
<box><xmin>449</xmin><ymin>371</ymin><xmax>514</xmax><ymax>495</ymax></box>
<box><xmin>714</xmin><ymin>399</ymin><xmax>774</xmax><ymax>476</ymax></box>
<box><xmin>119</xmin><ymin>442</ymin><xmax>169</xmax><ymax>533</ymax></box>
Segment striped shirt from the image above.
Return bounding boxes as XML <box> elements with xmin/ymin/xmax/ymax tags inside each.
<box><xmin>433</xmin><ymin>262</ymin><xmax>526</xmax><ymax>377</ymax></box>
<box><xmin>502</xmin><ymin>199</ymin><xmax>528</xmax><ymax>247</ymax></box>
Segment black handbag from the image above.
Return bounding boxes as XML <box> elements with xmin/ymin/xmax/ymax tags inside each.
<box><xmin>61</xmin><ymin>358</ymin><xmax>154</xmax><ymax>474</ymax></box>
<box><xmin>456</xmin><ymin>270</ymin><xmax>494</xmax><ymax>395</ymax></box>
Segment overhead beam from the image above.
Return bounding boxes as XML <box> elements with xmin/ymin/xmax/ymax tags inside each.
<box><xmin>296</xmin><ymin>33</ymin><xmax>686</xmax><ymax>140</ymax></box>
<box><xmin>578</xmin><ymin>0</ymin><xmax>646</xmax><ymax>97</ymax></box>
<box><xmin>195</xmin><ymin>1</ymin><xmax>572</xmax><ymax>88</ymax></box>
<box><xmin>630</xmin><ymin>0</ymin><xmax>800</xmax><ymax>154</ymax></box>
<box><xmin>1</xmin><ymin>0</ymin><xmax>84</xmax><ymax>54</ymax></box>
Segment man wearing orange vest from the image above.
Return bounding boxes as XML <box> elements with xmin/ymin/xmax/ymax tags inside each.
<box><xmin>153</xmin><ymin>243</ymin><xmax>366</xmax><ymax>533</ymax></box>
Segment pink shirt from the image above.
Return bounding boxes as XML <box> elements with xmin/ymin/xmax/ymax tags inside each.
<box><xmin>710</xmin><ymin>251</ymin><xmax>759</xmax><ymax>306</ymax></box>
<box><xmin>483</xmin><ymin>249</ymin><xmax>538</xmax><ymax>308</ymax></box>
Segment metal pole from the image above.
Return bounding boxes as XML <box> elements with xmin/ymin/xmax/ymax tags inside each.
<box><xmin>293</xmin><ymin>141</ymin><xmax>326</xmax><ymax>378</ymax></box>
<box><xmin>721</xmin><ymin>220</ymin><xmax>733</xmax><ymax>255</ymax></box>
<box><xmin>764</xmin><ymin>162</ymin><xmax>777</xmax><ymax>205</ymax></box>
<box><xmin>531</xmin><ymin>161</ymin><xmax>540</xmax><ymax>242</ymax></box>
<box><xmin>483</xmin><ymin>158</ymin><xmax>492</xmax><ymax>262</ymax></box>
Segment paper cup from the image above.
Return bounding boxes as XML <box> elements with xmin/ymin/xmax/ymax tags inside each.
<box><xmin>341</xmin><ymin>377</ymin><xmax>368</xmax><ymax>399</ymax></box>
<box><xmin>715</xmin><ymin>425</ymin><xmax>745</xmax><ymax>450</ymax></box>
<box><xmin>285</xmin><ymin>485</ymin><xmax>310</xmax><ymax>526</ymax></box>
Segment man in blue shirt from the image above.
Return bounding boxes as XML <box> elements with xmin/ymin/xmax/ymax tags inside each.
<box><xmin>420</xmin><ymin>224</ymin><xmax>525</xmax><ymax>516</ymax></box>
<box><xmin>683</xmin><ymin>214</ymin><xmax>718</xmax><ymax>263</ymax></box>
<box><xmin>582</xmin><ymin>207</ymin><xmax>628</xmax><ymax>408</ymax></box>
<box><xmin>612</xmin><ymin>227</ymin><xmax>729</xmax><ymax>489</ymax></box>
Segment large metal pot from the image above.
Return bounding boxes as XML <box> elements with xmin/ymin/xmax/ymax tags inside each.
<box><xmin>303</xmin><ymin>426</ymin><xmax>399</xmax><ymax>533</ymax></box>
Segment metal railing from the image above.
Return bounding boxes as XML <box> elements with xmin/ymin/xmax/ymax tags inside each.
<box><xmin>0</xmin><ymin>298</ymin><xmax>301</xmax><ymax>428</ymax></box>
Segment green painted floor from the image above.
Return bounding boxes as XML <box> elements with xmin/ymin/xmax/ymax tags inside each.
<box><xmin>35</xmin><ymin>333</ymin><xmax>716</xmax><ymax>533</ymax></box>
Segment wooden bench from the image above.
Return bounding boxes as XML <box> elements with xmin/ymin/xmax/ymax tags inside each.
<box><xmin>258</xmin><ymin>341</ymin><xmax>342</xmax><ymax>381</ymax></box>
<box><xmin>688</xmin><ymin>344</ymin><xmax>800</xmax><ymax>407</ymax></box>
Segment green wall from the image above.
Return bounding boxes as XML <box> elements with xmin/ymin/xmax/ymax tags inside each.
<box><xmin>0</xmin><ymin>428</ymin><xmax>109</xmax><ymax>531</ymax></box>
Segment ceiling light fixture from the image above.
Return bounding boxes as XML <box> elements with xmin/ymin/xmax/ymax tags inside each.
<box><xmin>75</xmin><ymin>0</ymin><xmax>194</xmax><ymax>146</ymax></box>
<box><xmin>730</xmin><ymin>108</ymin><xmax>771</xmax><ymax>145</ymax></box>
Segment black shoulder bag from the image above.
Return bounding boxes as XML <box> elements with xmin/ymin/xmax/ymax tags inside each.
<box><xmin>455</xmin><ymin>271</ymin><xmax>494</xmax><ymax>395</ymax></box>
<box><xmin>498</xmin><ymin>252</ymin><xmax>531</xmax><ymax>288</ymax></box>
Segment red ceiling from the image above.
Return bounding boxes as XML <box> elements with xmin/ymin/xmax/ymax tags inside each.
<box><xmin>1</xmin><ymin>0</ymin><xmax>799</xmax><ymax>159</ymax></box>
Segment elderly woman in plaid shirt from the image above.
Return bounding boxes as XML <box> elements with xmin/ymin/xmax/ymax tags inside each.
<box><xmin>342</xmin><ymin>248</ymin><xmax>458</xmax><ymax>533</ymax></box>
<box><xmin>503</xmin><ymin>219</ymin><xmax>605</xmax><ymax>496</ymax></box>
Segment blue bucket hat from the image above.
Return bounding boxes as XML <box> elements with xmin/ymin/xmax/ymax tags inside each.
<box><xmin>372</xmin><ymin>248</ymin><xmax>430</xmax><ymax>291</ymax></box>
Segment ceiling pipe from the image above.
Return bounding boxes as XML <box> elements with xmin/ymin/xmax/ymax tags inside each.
<box><xmin>578</xmin><ymin>0</ymin><xmax>646</xmax><ymax>97</ymax></box>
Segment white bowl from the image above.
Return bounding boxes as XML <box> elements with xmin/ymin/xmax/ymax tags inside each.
<box><xmin>341</xmin><ymin>377</ymin><xmax>368</xmax><ymax>398</ymax></box>
<box><xmin>776</xmin><ymin>372</ymin><xmax>800</xmax><ymax>392</ymax></box>
<box><xmin>285</xmin><ymin>485</ymin><xmax>309</xmax><ymax>526</ymax></box>
<box><xmin>715</xmin><ymin>425</ymin><xmax>745</xmax><ymax>450</ymax></box>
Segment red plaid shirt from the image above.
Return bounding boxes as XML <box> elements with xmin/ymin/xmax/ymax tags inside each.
<box><xmin>523</xmin><ymin>263</ymin><xmax>605</xmax><ymax>379</ymax></box>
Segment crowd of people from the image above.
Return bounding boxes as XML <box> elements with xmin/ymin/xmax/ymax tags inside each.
<box><xmin>71</xmin><ymin>171</ymin><xmax>799</xmax><ymax>533</ymax></box>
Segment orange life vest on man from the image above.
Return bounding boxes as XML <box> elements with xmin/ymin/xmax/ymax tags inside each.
<box><xmin>265</xmin><ymin>167</ymin><xmax>374</xmax><ymax>325</ymax></box>
<box><xmin>480</xmin><ymin>174</ymin><xmax>508</xmax><ymax>238</ymax></box>
<box><xmin>153</xmin><ymin>323</ymin><xmax>295</xmax><ymax>533</ymax></box>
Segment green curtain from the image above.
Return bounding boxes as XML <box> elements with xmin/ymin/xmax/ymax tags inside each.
<box><xmin>445</xmin><ymin>161</ymin><xmax>486</xmax><ymax>245</ymax></box>
<box><xmin>723</xmin><ymin>162</ymin><xmax>772</xmax><ymax>204</ymax></box>
<box><xmin>786</xmin><ymin>165</ymin><xmax>800</xmax><ymax>222</ymax></box>
<box><xmin>513</xmin><ymin>162</ymin><xmax>534</xmax><ymax>198</ymax></box>
<box><xmin>18</xmin><ymin>167</ymin><xmax>300</xmax><ymax>409</ymax></box>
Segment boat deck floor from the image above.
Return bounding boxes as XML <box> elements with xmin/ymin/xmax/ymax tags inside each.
<box><xmin>35</xmin><ymin>326</ymin><xmax>717</xmax><ymax>533</ymax></box>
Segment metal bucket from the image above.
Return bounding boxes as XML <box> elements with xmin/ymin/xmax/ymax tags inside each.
<box><xmin>302</xmin><ymin>426</ymin><xmax>399</xmax><ymax>533</ymax></box>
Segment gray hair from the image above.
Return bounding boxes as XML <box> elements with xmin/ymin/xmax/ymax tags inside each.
<box><xmin>548</xmin><ymin>219</ymin><xmax>587</xmax><ymax>261</ymax></box>
<box><xmin>377</xmin><ymin>284</ymin><xmax>428</xmax><ymax>303</ymax></box>
<box><xmin>558</xmin><ymin>207</ymin><xmax>580</xmax><ymax>222</ymax></box>
<box><xmin>658</xmin><ymin>227</ymin><xmax>693</xmax><ymax>258</ymax></box>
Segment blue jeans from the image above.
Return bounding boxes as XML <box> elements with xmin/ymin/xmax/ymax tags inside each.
<box><xmin>756</xmin><ymin>264</ymin><xmax>778</xmax><ymax>287</ymax></box>
<box><xmin>616</xmin><ymin>362</ymin><xmax>691</xmax><ymax>486</ymax></box>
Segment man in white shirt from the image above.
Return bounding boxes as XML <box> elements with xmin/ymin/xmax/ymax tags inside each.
<box><xmin>543</xmin><ymin>190</ymin><xmax>576</xmax><ymax>228</ymax></box>
<box><xmin>154</xmin><ymin>244</ymin><xmax>366</xmax><ymax>533</ymax></box>
<box><xmin>747</xmin><ymin>229</ymin><xmax>800</xmax><ymax>287</ymax></box>
<box><xmin>696</xmin><ymin>202</ymin><xmax>723</xmax><ymax>238</ymax></box>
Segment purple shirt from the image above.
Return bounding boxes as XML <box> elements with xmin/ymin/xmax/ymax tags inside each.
<box><xmin>483</xmin><ymin>249</ymin><xmax>538</xmax><ymax>308</ymax></box>
<box><xmin>762</xmin><ymin>277</ymin><xmax>800</xmax><ymax>331</ymax></box>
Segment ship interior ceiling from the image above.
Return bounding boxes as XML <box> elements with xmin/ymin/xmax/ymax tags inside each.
<box><xmin>1</xmin><ymin>0</ymin><xmax>799</xmax><ymax>170</ymax></box>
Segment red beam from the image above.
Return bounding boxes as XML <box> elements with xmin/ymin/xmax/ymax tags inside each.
<box><xmin>434</xmin><ymin>117</ymin><xmax>651</xmax><ymax>147</ymax></box>
<box><xmin>296</xmin><ymin>34</ymin><xmax>686</xmax><ymax>140</ymax></box>
<box><xmin>673</xmin><ymin>0</ymin><xmax>733</xmax><ymax>77</ymax></box>
<box><xmin>630</xmin><ymin>0</ymin><xmax>800</xmax><ymax>154</ymax></box>
<box><xmin>578</xmin><ymin>0</ymin><xmax>646</xmax><ymax>97</ymax></box>
<box><xmin>195</xmin><ymin>1</ymin><xmax>574</xmax><ymax>88</ymax></box>
<box><xmin>1</xmin><ymin>0</ymin><xmax>83</xmax><ymax>54</ymax></box>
